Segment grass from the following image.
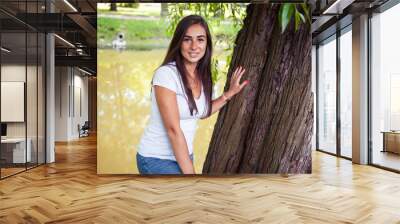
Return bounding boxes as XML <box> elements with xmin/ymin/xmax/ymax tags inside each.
<box><xmin>98</xmin><ymin>3</ymin><xmax>161</xmax><ymax>17</ymax></box>
<box><xmin>98</xmin><ymin>18</ymin><xmax>169</xmax><ymax>41</ymax></box>
<box><xmin>98</xmin><ymin>16</ymin><xmax>240</xmax><ymax>51</ymax></box>
<box><xmin>97</xmin><ymin>17</ymin><xmax>170</xmax><ymax>50</ymax></box>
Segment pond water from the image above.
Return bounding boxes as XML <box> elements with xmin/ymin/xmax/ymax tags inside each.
<box><xmin>98</xmin><ymin>49</ymin><xmax>227</xmax><ymax>173</ymax></box>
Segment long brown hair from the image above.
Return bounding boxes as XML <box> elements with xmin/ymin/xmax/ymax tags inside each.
<box><xmin>161</xmin><ymin>15</ymin><xmax>213</xmax><ymax>118</ymax></box>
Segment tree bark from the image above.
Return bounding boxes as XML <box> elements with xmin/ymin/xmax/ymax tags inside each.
<box><xmin>202</xmin><ymin>4</ymin><xmax>312</xmax><ymax>174</ymax></box>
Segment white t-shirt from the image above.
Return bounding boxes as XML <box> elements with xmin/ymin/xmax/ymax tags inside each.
<box><xmin>137</xmin><ymin>62</ymin><xmax>207</xmax><ymax>160</ymax></box>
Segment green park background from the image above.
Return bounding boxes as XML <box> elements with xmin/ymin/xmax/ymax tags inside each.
<box><xmin>97</xmin><ymin>3</ymin><xmax>246</xmax><ymax>174</ymax></box>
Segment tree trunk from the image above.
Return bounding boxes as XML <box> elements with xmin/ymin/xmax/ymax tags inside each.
<box><xmin>110</xmin><ymin>3</ymin><xmax>117</xmax><ymax>11</ymax></box>
<box><xmin>202</xmin><ymin>4</ymin><xmax>312</xmax><ymax>174</ymax></box>
<box><xmin>161</xmin><ymin>3</ymin><xmax>168</xmax><ymax>17</ymax></box>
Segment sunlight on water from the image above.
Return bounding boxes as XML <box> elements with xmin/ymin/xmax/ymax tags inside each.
<box><xmin>98</xmin><ymin>49</ymin><xmax>226</xmax><ymax>174</ymax></box>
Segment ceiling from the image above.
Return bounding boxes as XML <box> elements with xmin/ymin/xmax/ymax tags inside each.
<box><xmin>312</xmin><ymin>0</ymin><xmax>390</xmax><ymax>43</ymax></box>
<box><xmin>0</xmin><ymin>0</ymin><xmax>97</xmax><ymax>75</ymax></box>
<box><xmin>1</xmin><ymin>0</ymin><xmax>396</xmax><ymax>75</ymax></box>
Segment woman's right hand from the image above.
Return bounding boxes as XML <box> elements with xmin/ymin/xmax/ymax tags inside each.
<box><xmin>225</xmin><ymin>66</ymin><xmax>249</xmax><ymax>99</ymax></box>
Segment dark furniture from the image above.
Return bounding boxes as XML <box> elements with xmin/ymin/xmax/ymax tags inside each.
<box><xmin>78</xmin><ymin>121</ymin><xmax>90</xmax><ymax>138</ymax></box>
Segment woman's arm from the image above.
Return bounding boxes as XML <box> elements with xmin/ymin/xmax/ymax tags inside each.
<box><xmin>208</xmin><ymin>92</ymin><xmax>232</xmax><ymax>115</ymax></box>
<box><xmin>154</xmin><ymin>85</ymin><xmax>195</xmax><ymax>174</ymax></box>
<box><xmin>208</xmin><ymin>66</ymin><xmax>249</xmax><ymax>116</ymax></box>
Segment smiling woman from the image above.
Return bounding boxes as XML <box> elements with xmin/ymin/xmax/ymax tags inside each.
<box><xmin>136</xmin><ymin>15</ymin><xmax>248</xmax><ymax>174</ymax></box>
<box><xmin>181</xmin><ymin>24</ymin><xmax>207</xmax><ymax>66</ymax></box>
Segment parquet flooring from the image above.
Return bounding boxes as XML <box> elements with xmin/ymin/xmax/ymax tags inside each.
<box><xmin>1</xmin><ymin>167</ymin><xmax>26</xmax><ymax>178</ymax></box>
<box><xmin>1</xmin><ymin>134</ymin><xmax>400</xmax><ymax>223</ymax></box>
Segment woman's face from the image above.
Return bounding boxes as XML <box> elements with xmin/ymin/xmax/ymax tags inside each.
<box><xmin>180</xmin><ymin>24</ymin><xmax>207</xmax><ymax>66</ymax></box>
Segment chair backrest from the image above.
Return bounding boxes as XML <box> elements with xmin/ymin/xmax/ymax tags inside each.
<box><xmin>82</xmin><ymin>121</ymin><xmax>90</xmax><ymax>129</ymax></box>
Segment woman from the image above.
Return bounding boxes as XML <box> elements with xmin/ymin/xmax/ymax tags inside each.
<box><xmin>136</xmin><ymin>15</ymin><xmax>248</xmax><ymax>174</ymax></box>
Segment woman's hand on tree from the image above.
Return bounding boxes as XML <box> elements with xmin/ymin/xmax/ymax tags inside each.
<box><xmin>225</xmin><ymin>66</ymin><xmax>249</xmax><ymax>99</ymax></box>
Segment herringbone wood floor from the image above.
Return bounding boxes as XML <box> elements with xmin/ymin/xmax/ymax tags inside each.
<box><xmin>1</xmin><ymin>134</ymin><xmax>400</xmax><ymax>223</ymax></box>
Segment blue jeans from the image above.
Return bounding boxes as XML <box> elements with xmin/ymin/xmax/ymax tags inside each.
<box><xmin>136</xmin><ymin>153</ymin><xmax>193</xmax><ymax>175</ymax></box>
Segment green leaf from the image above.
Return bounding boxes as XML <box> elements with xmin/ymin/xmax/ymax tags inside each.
<box><xmin>295</xmin><ymin>10</ymin><xmax>300</xmax><ymax>31</ymax></box>
<box><xmin>280</xmin><ymin>4</ymin><xmax>295</xmax><ymax>33</ymax></box>
<box><xmin>301</xmin><ymin>3</ymin><xmax>311</xmax><ymax>24</ymax></box>
<box><xmin>211</xmin><ymin>58</ymin><xmax>220</xmax><ymax>84</ymax></box>
<box><xmin>298</xmin><ymin>11</ymin><xmax>306</xmax><ymax>23</ymax></box>
<box><xmin>278</xmin><ymin>4</ymin><xmax>283</xmax><ymax>31</ymax></box>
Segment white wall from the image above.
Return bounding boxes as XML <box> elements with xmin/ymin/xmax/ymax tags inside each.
<box><xmin>55</xmin><ymin>66</ymin><xmax>70</xmax><ymax>141</ymax></box>
<box><xmin>1</xmin><ymin>63</ymin><xmax>46</xmax><ymax>164</ymax></box>
<box><xmin>1</xmin><ymin>65</ymin><xmax>34</xmax><ymax>138</ymax></box>
<box><xmin>55</xmin><ymin>67</ymin><xmax>89</xmax><ymax>141</ymax></box>
<box><xmin>72</xmin><ymin>72</ymin><xmax>89</xmax><ymax>138</ymax></box>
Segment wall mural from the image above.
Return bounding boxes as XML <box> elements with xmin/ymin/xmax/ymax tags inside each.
<box><xmin>97</xmin><ymin>3</ymin><xmax>312</xmax><ymax>174</ymax></box>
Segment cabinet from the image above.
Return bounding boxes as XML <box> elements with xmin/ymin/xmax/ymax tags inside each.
<box><xmin>382</xmin><ymin>132</ymin><xmax>400</xmax><ymax>154</ymax></box>
<box><xmin>0</xmin><ymin>138</ymin><xmax>32</xmax><ymax>164</ymax></box>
